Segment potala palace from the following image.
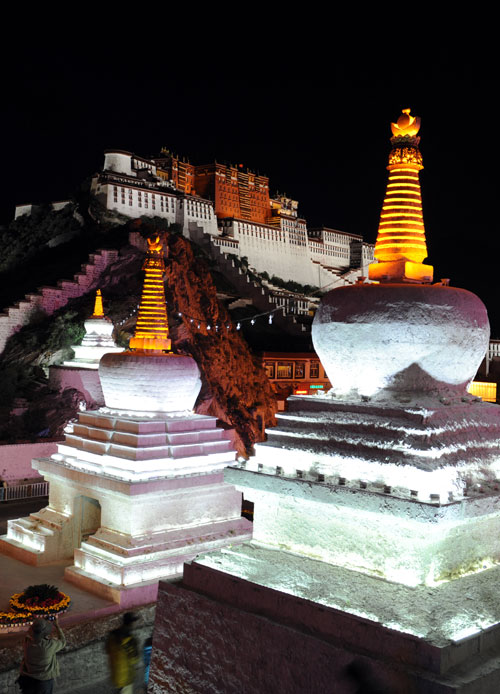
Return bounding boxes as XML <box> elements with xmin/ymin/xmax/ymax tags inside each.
<box><xmin>87</xmin><ymin>149</ymin><xmax>374</xmax><ymax>288</ymax></box>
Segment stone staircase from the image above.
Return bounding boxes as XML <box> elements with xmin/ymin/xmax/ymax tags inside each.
<box><xmin>0</xmin><ymin>248</ymin><xmax>120</xmax><ymax>356</ymax></box>
<box><xmin>2</xmin><ymin>505</ymin><xmax>73</xmax><ymax>564</ymax></box>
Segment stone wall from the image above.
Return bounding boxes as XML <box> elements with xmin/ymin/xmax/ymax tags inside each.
<box><xmin>148</xmin><ymin>580</ymin><xmax>415</xmax><ymax>694</ymax></box>
<box><xmin>0</xmin><ymin>249</ymin><xmax>119</xmax><ymax>356</ymax></box>
<box><xmin>0</xmin><ymin>442</ymin><xmax>58</xmax><ymax>484</ymax></box>
<box><xmin>48</xmin><ymin>367</ymin><xmax>104</xmax><ymax>408</ymax></box>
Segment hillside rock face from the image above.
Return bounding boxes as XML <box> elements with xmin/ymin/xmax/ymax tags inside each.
<box><xmin>129</xmin><ymin>229</ymin><xmax>277</xmax><ymax>455</ymax></box>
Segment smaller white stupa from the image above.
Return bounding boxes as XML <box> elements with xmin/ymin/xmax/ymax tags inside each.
<box><xmin>63</xmin><ymin>290</ymin><xmax>123</xmax><ymax>369</ymax></box>
<box><xmin>49</xmin><ymin>290</ymin><xmax>123</xmax><ymax>408</ymax></box>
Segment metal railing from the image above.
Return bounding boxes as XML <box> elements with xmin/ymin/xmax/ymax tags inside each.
<box><xmin>0</xmin><ymin>482</ymin><xmax>49</xmax><ymax>502</ymax></box>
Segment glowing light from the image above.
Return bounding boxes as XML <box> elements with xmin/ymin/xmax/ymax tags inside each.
<box><xmin>129</xmin><ymin>236</ymin><xmax>172</xmax><ymax>352</ymax></box>
<box><xmin>390</xmin><ymin>108</ymin><xmax>421</xmax><ymax>137</ymax></box>
<box><xmin>468</xmin><ymin>381</ymin><xmax>497</xmax><ymax>402</ymax></box>
<box><xmin>92</xmin><ymin>289</ymin><xmax>104</xmax><ymax>317</ymax></box>
<box><xmin>368</xmin><ymin>109</ymin><xmax>433</xmax><ymax>282</ymax></box>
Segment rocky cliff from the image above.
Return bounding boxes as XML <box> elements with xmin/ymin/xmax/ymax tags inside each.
<box><xmin>127</xmin><ymin>226</ymin><xmax>277</xmax><ymax>454</ymax></box>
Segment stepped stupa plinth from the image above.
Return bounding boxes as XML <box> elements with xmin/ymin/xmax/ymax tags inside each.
<box><xmin>0</xmin><ymin>235</ymin><xmax>251</xmax><ymax>606</ymax></box>
<box><xmin>148</xmin><ymin>112</ymin><xmax>500</xmax><ymax>693</ymax></box>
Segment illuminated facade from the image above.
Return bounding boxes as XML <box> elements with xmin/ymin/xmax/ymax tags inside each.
<box><xmin>149</xmin><ymin>111</ymin><xmax>500</xmax><ymax>693</ymax></box>
<box><xmin>90</xmin><ymin>149</ymin><xmax>374</xmax><ymax>288</ymax></box>
<box><xmin>0</xmin><ymin>237</ymin><xmax>251</xmax><ymax>606</ymax></box>
<box><xmin>261</xmin><ymin>351</ymin><xmax>331</xmax><ymax>410</ymax></box>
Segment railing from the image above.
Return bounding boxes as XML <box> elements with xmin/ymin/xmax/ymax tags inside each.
<box><xmin>0</xmin><ymin>482</ymin><xmax>49</xmax><ymax>502</ymax></box>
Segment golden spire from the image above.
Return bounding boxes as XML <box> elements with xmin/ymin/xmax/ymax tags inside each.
<box><xmin>369</xmin><ymin>109</ymin><xmax>433</xmax><ymax>283</ymax></box>
<box><xmin>92</xmin><ymin>289</ymin><xmax>104</xmax><ymax>318</ymax></box>
<box><xmin>129</xmin><ymin>236</ymin><xmax>172</xmax><ymax>352</ymax></box>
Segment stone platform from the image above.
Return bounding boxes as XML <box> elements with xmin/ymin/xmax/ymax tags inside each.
<box><xmin>226</xmin><ymin>463</ymin><xmax>500</xmax><ymax>587</ymax></box>
<box><xmin>148</xmin><ymin>545</ymin><xmax>500</xmax><ymax>693</ymax></box>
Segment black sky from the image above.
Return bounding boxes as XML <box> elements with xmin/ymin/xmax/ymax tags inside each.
<box><xmin>2</xmin><ymin>47</ymin><xmax>499</xmax><ymax>332</ymax></box>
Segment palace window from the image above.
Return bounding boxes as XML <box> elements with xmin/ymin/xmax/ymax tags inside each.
<box><xmin>309</xmin><ymin>361</ymin><xmax>320</xmax><ymax>379</ymax></box>
<box><xmin>264</xmin><ymin>362</ymin><xmax>275</xmax><ymax>379</ymax></box>
<box><xmin>295</xmin><ymin>362</ymin><xmax>305</xmax><ymax>379</ymax></box>
<box><xmin>277</xmin><ymin>362</ymin><xmax>293</xmax><ymax>379</ymax></box>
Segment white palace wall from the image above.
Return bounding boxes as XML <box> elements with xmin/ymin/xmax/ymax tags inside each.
<box><xmin>220</xmin><ymin>220</ymin><xmax>372</xmax><ymax>287</ymax></box>
<box><xmin>93</xmin><ymin>179</ymin><xmax>218</xmax><ymax>238</ymax></box>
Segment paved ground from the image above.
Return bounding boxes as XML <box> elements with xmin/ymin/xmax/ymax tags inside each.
<box><xmin>0</xmin><ymin>552</ymin><xmax>121</xmax><ymax>641</ymax></box>
<box><xmin>0</xmin><ymin>497</ymin><xmax>122</xmax><ymax>633</ymax></box>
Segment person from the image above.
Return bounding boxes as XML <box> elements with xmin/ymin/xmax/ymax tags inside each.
<box><xmin>18</xmin><ymin>616</ymin><xmax>66</xmax><ymax>694</ymax></box>
<box><xmin>106</xmin><ymin>612</ymin><xmax>140</xmax><ymax>694</ymax></box>
<box><xmin>142</xmin><ymin>636</ymin><xmax>153</xmax><ymax>691</ymax></box>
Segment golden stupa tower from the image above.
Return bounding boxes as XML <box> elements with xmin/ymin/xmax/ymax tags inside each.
<box><xmin>369</xmin><ymin>108</ymin><xmax>433</xmax><ymax>283</ymax></box>
<box><xmin>129</xmin><ymin>235</ymin><xmax>172</xmax><ymax>352</ymax></box>
<box><xmin>91</xmin><ymin>288</ymin><xmax>104</xmax><ymax>318</ymax></box>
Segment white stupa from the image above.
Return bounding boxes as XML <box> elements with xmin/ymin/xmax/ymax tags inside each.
<box><xmin>0</xmin><ymin>236</ymin><xmax>251</xmax><ymax>606</ymax></box>
<box><xmin>147</xmin><ymin>111</ymin><xmax>500</xmax><ymax>692</ymax></box>
<box><xmin>49</xmin><ymin>290</ymin><xmax>124</xmax><ymax>408</ymax></box>
<box><xmin>62</xmin><ymin>289</ymin><xmax>123</xmax><ymax>368</ymax></box>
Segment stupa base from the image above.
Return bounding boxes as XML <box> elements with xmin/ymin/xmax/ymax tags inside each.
<box><xmin>148</xmin><ymin>545</ymin><xmax>500</xmax><ymax>693</ymax></box>
<box><xmin>226</xmin><ymin>465</ymin><xmax>500</xmax><ymax>587</ymax></box>
<box><xmin>64</xmin><ymin>518</ymin><xmax>252</xmax><ymax>607</ymax></box>
<box><xmin>64</xmin><ymin>566</ymin><xmax>168</xmax><ymax>608</ymax></box>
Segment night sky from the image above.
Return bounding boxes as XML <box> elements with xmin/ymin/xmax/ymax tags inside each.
<box><xmin>2</xmin><ymin>48</ymin><xmax>498</xmax><ymax>332</ymax></box>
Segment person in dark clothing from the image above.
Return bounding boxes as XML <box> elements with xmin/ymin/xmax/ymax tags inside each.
<box><xmin>18</xmin><ymin>616</ymin><xmax>66</xmax><ymax>694</ymax></box>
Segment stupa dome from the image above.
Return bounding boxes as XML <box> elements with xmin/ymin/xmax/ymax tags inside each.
<box><xmin>82</xmin><ymin>315</ymin><xmax>114</xmax><ymax>338</ymax></box>
<box><xmin>99</xmin><ymin>351</ymin><xmax>201</xmax><ymax>413</ymax></box>
<box><xmin>312</xmin><ymin>282</ymin><xmax>489</xmax><ymax>400</ymax></box>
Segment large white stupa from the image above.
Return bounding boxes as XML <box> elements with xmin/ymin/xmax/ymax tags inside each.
<box><xmin>147</xmin><ymin>112</ymin><xmax>500</xmax><ymax>692</ymax></box>
<box><xmin>0</xmin><ymin>236</ymin><xmax>251</xmax><ymax>606</ymax></box>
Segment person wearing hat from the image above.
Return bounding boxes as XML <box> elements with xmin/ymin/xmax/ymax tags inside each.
<box><xmin>105</xmin><ymin>612</ymin><xmax>140</xmax><ymax>693</ymax></box>
<box><xmin>18</xmin><ymin>616</ymin><xmax>66</xmax><ymax>693</ymax></box>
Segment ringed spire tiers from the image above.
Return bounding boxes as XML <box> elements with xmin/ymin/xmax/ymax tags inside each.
<box><xmin>92</xmin><ymin>289</ymin><xmax>104</xmax><ymax>317</ymax></box>
<box><xmin>129</xmin><ymin>235</ymin><xmax>172</xmax><ymax>352</ymax></box>
<box><xmin>369</xmin><ymin>108</ymin><xmax>434</xmax><ymax>283</ymax></box>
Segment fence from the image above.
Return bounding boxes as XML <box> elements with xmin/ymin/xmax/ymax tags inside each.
<box><xmin>0</xmin><ymin>481</ymin><xmax>49</xmax><ymax>502</ymax></box>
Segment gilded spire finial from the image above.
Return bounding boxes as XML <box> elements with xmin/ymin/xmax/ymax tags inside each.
<box><xmin>129</xmin><ymin>235</ymin><xmax>172</xmax><ymax>353</ymax></box>
<box><xmin>368</xmin><ymin>109</ymin><xmax>433</xmax><ymax>283</ymax></box>
<box><xmin>92</xmin><ymin>289</ymin><xmax>104</xmax><ymax>318</ymax></box>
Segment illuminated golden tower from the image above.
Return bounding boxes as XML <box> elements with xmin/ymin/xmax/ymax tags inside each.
<box><xmin>369</xmin><ymin>109</ymin><xmax>434</xmax><ymax>283</ymax></box>
<box><xmin>92</xmin><ymin>289</ymin><xmax>104</xmax><ymax>318</ymax></box>
<box><xmin>129</xmin><ymin>236</ymin><xmax>172</xmax><ymax>352</ymax></box>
